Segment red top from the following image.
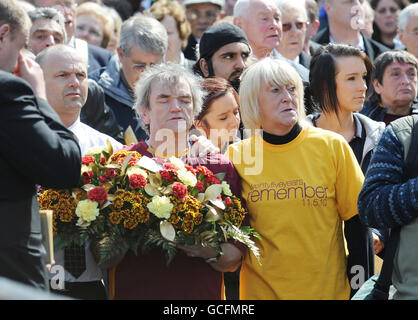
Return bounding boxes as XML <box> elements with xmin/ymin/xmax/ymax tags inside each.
<box><xmin>113</xmin><ymin>141</ymin><xmax>244</xmax><ymax>300</ymax></box>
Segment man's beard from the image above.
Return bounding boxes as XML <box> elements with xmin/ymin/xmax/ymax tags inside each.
<box><xmin>228</xmin><ymin>77</ymin><xmax>241</xmax><ymax>92</ymax></box>
<box><xmin>207</xmin><ymin>60</ymin><xmax>242</xmax><ymax>92</ymax></box>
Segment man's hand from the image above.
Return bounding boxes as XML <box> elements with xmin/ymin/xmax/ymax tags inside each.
<box><xmin>189</xmin><ymin>134</ymin><xmax>220</xmax><ymax>158</ymax></box>
<box><xmin>16</xmin><ymin>52</ymin><xmax>47</xmax><ymax>101</ymax></box>
<box><xmin>177</xmin><ymin>243</ymin><xmax>243</xmax><ymax>273</ymax></box>
<box><xmin>372</xmin><ymin>232</ymin><xmax>384</xmax><ymax>255</ymax></box>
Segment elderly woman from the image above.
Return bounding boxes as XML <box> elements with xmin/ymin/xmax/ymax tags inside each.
<box><xmin>194</xmin><ymin>77</ymin><xmax>241</xmax><ymax>154</ymax></box>
<box><xmin>361</xmin><ymin>50</ymin><xmax>418</xmax><ymax>125</ymax></box>
<box><xmin>149</xmin><ymin>0</ymin><xmax>194</xmax><ymax>68</ymax></box>
<box><xmin>75</xmin><ymin>2</ymin><xmax>113</xmax><ymax>48</ymax></box>
<box><xmin>226</xmin><ymin>57</ymin><xmax>366</xmax><ymax>299</ymax></box>
<box><xmin>110</xmin><ymin>63</ymin><xmax>245</xmax><ymax>300</ymax></box>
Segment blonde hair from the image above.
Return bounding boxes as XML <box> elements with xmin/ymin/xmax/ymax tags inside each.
<box><xmin>148</xmin><ymin>0</ymin><xmax>191</xmax><ymax>50</ymax></box>
<box><xmin>239</xmin><ymin>57</ymin><xmax>306</xmax><ymax>130</ymax></box>
<box><xmin>76</xmin><ymin>2</ymin><xmax>113</xmax><ymax>48</ymax></box>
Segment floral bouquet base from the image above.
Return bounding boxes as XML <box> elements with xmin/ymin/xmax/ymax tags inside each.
<box><xmin>38</xmin><ymin>142</ymin><xmax>261</xmax><ymax>267</ymax></box>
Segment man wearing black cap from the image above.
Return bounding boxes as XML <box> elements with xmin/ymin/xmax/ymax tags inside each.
<box><xmin>193</xmin><ymin>22</ymin><xmax>251</xmax><ymax>92</ymax></box>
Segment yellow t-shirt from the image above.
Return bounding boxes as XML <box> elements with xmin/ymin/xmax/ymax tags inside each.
<box><xmin>226</xmin><ymin>125</ymin><xmax>364</xmax><ymax>300</ymax></box>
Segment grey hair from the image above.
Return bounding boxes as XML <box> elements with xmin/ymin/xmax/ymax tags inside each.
<box><xmin>28</xmin><ymin>7</ymin><xmax>67</xmax><ymax>43</ymax></box>
<box><xmin>233</xmin><ymin>0</ymin><xmax>251</xmax><ymax>18</ymax></box>
<box><xmin>134</xmin><ymin>63</ymin><xmax>204</xmax><ymax>136</ymax></box>
<box><xmin>119</xmin><ymin>13</ymin><xmax>168</xmax><ymax>57</ymax></box>
<box><xmin>398</xmin><ymin>3</ymin><xmax>418</xmax><ymax>32</ymax></box>
<box><xmin>276</xmin><ymin>0</ymin><xmax>307</xmax><ymax>20</ymax></box>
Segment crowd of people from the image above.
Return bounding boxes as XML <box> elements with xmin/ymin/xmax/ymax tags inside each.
<box><xmin>0</xmin><ymin>0</ymin><xmax>417</xmax><ymax>300</ymax></box>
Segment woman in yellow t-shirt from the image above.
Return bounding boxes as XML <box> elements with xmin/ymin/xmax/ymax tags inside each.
<box><xmin>226</xmin><ymin>57</ymin><xmax>366</xmax><ymax>300</ymax></box>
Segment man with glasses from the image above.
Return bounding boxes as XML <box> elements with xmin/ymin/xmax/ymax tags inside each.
<box><xmin>276</xmin><ymin>0</ymin><xmax>311</xmax><ymax>69</ymax></box>
<box><xmin>183</xmin><ymin>0</ymin><xmax>224</xmax><ymax>61</ymax></box>
<box><xmin>312</xmin><ymin>0</ymin><xmax>388</xmax><ymax>62</ymax></box>
<box><xmin>97</xmin><ymin>14</ymin><xmax>168</xmax><ymax>142</ymax></box>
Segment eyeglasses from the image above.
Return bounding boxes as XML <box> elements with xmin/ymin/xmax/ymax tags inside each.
<box><xmin>377</xmin><ymin>7</ymin><xmax>399</xmax><ymax>14</ymax></box>
<box><xmin>282</xmin><ymin>22</ymin><xmax>307</xmax><ymax>32</ymax></box>
<box><xmin>187</xmin><ymin>10</ymin><xmax>219</xmax><ymax>21</ymax></box>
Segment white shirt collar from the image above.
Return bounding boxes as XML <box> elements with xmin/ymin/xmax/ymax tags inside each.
<box><xmin>329</xmin><ymin>34</ymin><xmax>365</xmax><ymax>51</ymax></box>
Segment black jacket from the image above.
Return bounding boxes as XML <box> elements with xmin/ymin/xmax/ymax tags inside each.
<box><xmin>81</xmin><ymin>80</ymin><xmax>125</xmax><ymax>143</ymax></box>
<box><xmin>312</xmin><ymin>27</ymin><xmax>389</xmax><ymax>62</ymax></box>
<box><xmin>87</xmin><ymin>44</ymin><xmax>113</xmax><ymax>76</ymax></box>
<box><xmin>360</xmin><ymin>99</ymin><xmax>418</xmax><ymax>122</ymax></box>
<box><xmin>183</xmin><ymin>34</ymin><xmax>198</xmax><ymax>61</ymax></box>
<box><xmin>0</xmin><ymin>72</ymin><xmax>81</xmax><ymax>289</ymax></box>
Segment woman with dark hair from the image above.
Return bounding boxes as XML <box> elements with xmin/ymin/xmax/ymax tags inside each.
<box><xmin>194</xmin><ymin>77</ymin><xmax>241</xmax><ymax>154</ymax></box>
<box><xmin>307</xmin><ymin>43</ymin><xmax>387</xmax><ymax>290</ymax></box>
<box><xmin>370</xmin><ymin>0</ymin><xmax>410</xmax><ymax>49</ymax></box>
<box><xmin>361</xmin><ymin>50</ymin><xmax>418</xmax><ymax>125</ymax></box>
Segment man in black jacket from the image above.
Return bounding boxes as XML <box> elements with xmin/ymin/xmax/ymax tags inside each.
<box><xmin>312</xmin><ymin>0</ymin><xmax>389</xmax><ymax>62</ymax></box>
<box><xmin>0</xmin><ymin>0</ymin><xmax>82</xmax><ymax>290</ymax></box>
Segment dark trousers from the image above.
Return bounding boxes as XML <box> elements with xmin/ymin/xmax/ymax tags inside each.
<box><xmin>50</xmin><ymin>280</ymin><xmax>107</xmax><ymax>300</ymax></box>
<box><xmin>224</xmin><ymin>268</ymin><xmax>240</xmax><ymax>300</ymax></box>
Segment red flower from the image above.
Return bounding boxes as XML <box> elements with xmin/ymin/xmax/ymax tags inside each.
<box><xmin>184</xmin><ymin>164</ymin><xmax>196</xmax><ymax>175</ymax></box>
<box><xmin>100</xmin><ymin>157</ymin><xmax>106</xmax><ymax>165</ymax></box>
<box><xmin>205</xmin><ymin>175</ymin><xmax>220</xmax><ymax>185</ymax></box>
<box><xmin>225</xmin><ymin>197</ymin><xmax>232</xmax><ymax>206</ymax></box>
<box><xmin>82</xmin><ymin>171</ymin><xmax>93</xmax><ymax>184</ymax></box>
<box><xmin>129</xmin><ymin>174</ymin><xmax>147</xmax><ymax>189</ymax></box>
<box><xmin>160</xmin><ymin>170</ymin><xmax>173</xmax><ymax>182</ymax></box>
<box><xmin>99</xmin><ymin>176</ymin><xmax>108</xmax><ymax>183</ymax></box>
<box><xmin>172</xmin><ymin>182</ymin><xmax>188</xmax><ymax>200</ymax></box>
<box><xmin>87</xmin><ymin>186</ymin><xmax>108</xmax><ymax>204</ymax></box>
<box><xmin>82</xmin><ymin>156</ymin><xmax>95</xmax><ymax>166</ymax></box>
<box><xmin>106</xmin><ymin>169</ymin><xmax>116</xmax><ymax>179</ymax></box>
<box><xmin>163</xmin><ymin>163</ymin><xmax>178</xmax><ymax>171</ymax></box>
<box><xmin>196</xmin><ymin>165</ymin><xmax>213</xmax><ymax>177</ymax></box>
<box><xmin>195</xmin><ymin>181</ymin><xmax>205</xmax><ymax>192</ymax></box>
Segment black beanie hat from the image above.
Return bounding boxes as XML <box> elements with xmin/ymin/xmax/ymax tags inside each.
<box><xmin>198</xmin><ymin>22</ymin><xmax>249</xmax><ymax>60</ymax></box>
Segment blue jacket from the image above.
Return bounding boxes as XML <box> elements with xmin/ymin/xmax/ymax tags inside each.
<box><xmin>97</xmin><ymin>54</ymin><xmax>148</xmax><ymax>142</ymax></box>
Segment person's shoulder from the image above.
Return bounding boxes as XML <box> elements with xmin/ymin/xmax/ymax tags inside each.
<box><xmin>312</xmin><ymin>27</ymin><xmax>329</xmax><ymax>45</ymax></box>
<box><xmin>78</xmin><ymin>121</ymin><xmax>122</xmax><ymax>145</ymax></box>
<box><xmin>303</xmin><ymin>124</ymin><xmax>348</xmax><ymax>146</ymax></box>
<box><xmin>367</xmin><ymin>37</ymin><xmax>390</xmax><ymax>54</ymax></box>
<box><xmin>226</xmin><ymin>137</ymin><xmax>254</xmax><ymax>153</ymax></box>
<box><xmin>88</xmin><ymin>43</ymin><xmax>113</xmax><ymax>60</ymax></box>
<box><xmin>0</xmin><ymin>72</ymin><xmax>35</xmax><ymax>99</ymax></box>
<box><xmin>0</xmin><ymin>71</ymin><xmax>28</xmax><ymax>87</ymax></box>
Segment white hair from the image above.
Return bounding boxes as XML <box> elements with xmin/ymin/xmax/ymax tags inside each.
<box><xmin>398</xmin><ymin>3</ymin><xmax>418</xmax><ymax>32</ymax></box>
<box><xmin>276</xmin><ymin>0</ymin><xmax>307</xmax><ymax>20</ymax></box>
<box><xmin>233</xmin><ymin>0</ymin><xmax>251</xmax><ymax>18</ymax></box>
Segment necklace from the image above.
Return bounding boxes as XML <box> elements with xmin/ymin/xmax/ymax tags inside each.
<box><xmin>146</xmin><ymin>140</ymin><xmax>190</xmax><ymax>159</ymax></box>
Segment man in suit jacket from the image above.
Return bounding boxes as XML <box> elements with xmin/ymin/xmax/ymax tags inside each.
<box><xmin>0</xmin><ymin>0</ymin><xmax>82</xmax><ymax>290</ymax></box>
<box><xmin>312</xmin><ymin>0</ymin><xmax>388</xmax><ymax>62</ymax></box>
